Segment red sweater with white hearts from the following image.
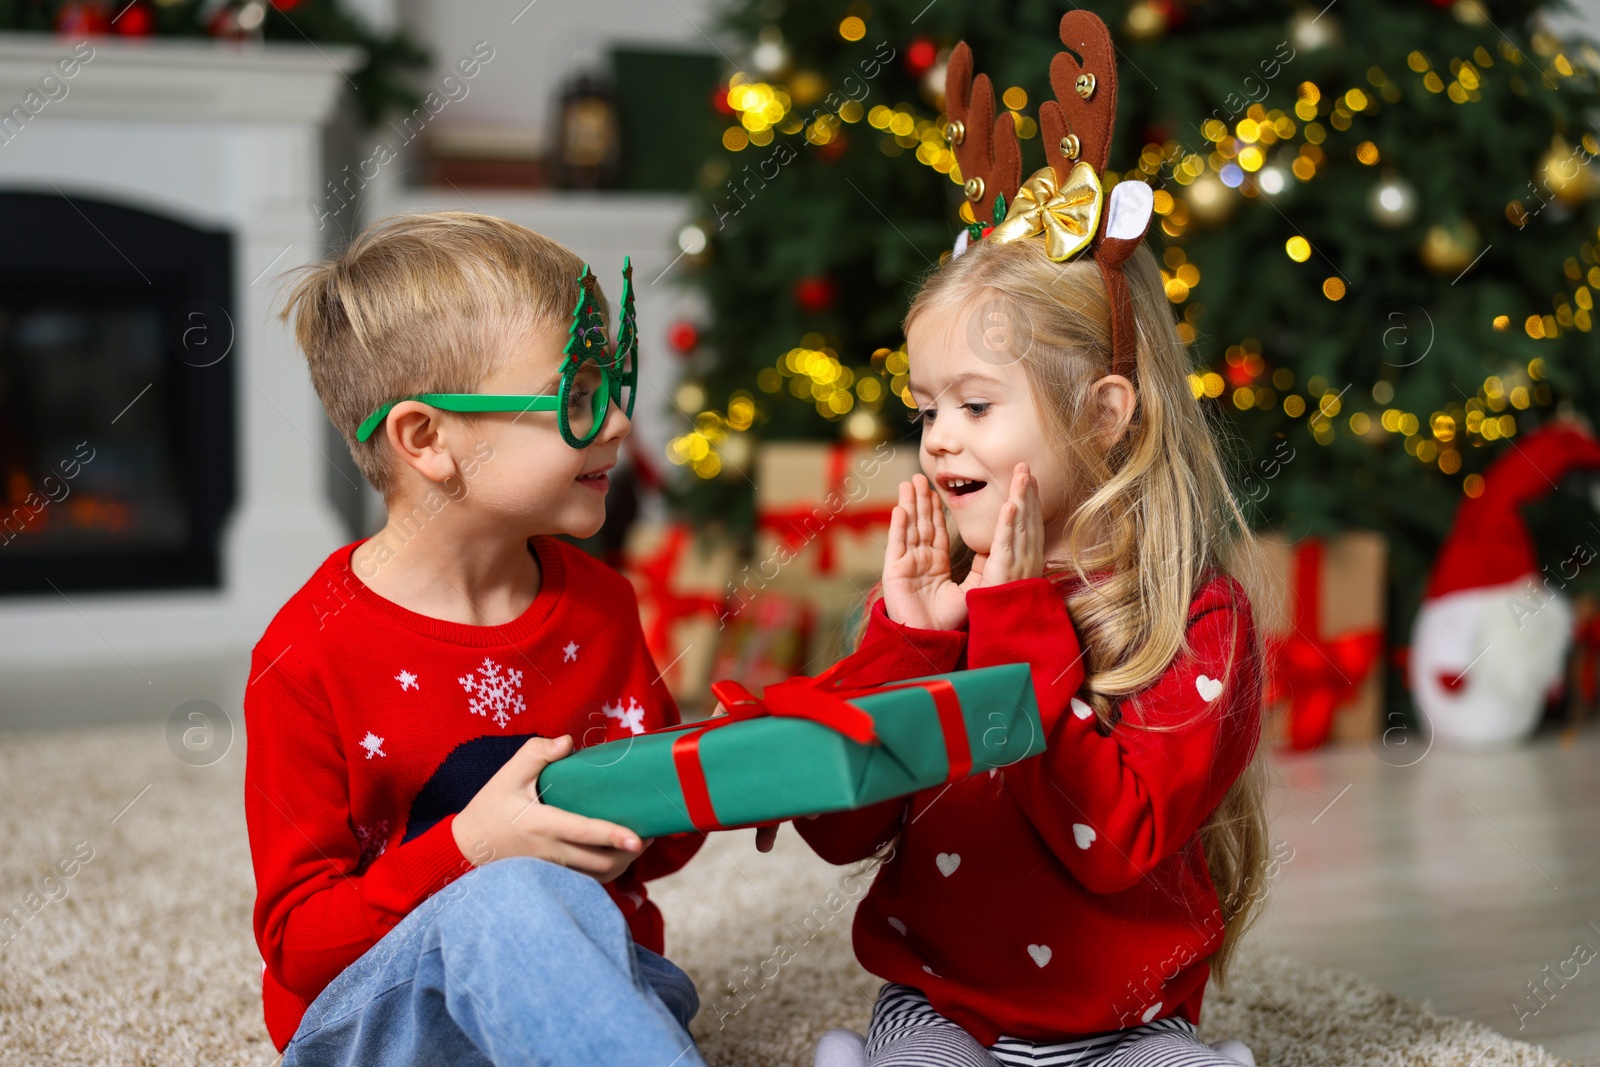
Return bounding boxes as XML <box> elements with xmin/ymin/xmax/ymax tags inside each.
<box><xmin>796</xmin><ymin>572</ymin><xmax>1263</xmax><ymax>1045</ymax></box>
<box><xmin>243</xmin><ymin>536</ymin><xmax>703</xmax><ymax>1053</ymax></box>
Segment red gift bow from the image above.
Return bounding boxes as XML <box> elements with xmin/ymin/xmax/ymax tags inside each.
<box><xmin>1263</xmin><ymin>539</ymin><xmax>1384</xmax><ymax>751</ymax></box>
<box><xmin>650</xmin><ymin>631</ymin><xmax>973</xmax><ymax>832</ymax></box>
<box><xmin>625</xmin><ymin>525</ymin><xmax>726</xmax><ymax>678</ymax></box>
<box><xmin>756</xmin><ymin>444</ymin><xmax>897</xmax><ymax>574</ymax></box>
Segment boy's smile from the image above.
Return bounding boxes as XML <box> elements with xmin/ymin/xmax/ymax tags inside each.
<box><xmin>452</xmin><ymin>320</ymin><xmax>629</xmax><ymax>540</ymax></box>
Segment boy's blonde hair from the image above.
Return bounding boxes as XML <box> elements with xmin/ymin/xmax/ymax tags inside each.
<box><xmin>902</xmin><ymin>233</ymin><xmax>1273</xmax><ymax>983</ymax></box>
<box><xmin>278</xmin><ymin>211</ymin><xmax>605</xmax><ymax>496</ymax></box>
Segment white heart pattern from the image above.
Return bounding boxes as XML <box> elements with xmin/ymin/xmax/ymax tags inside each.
<box><xmin>1071</xmin><ymin>697</ymin><xmax>1093</xmax><ymax>720</ymax></box>
<box><xmin>1196</xmin><ymin>674</ymin><xmax>1224</xmax><ymax>702</ymax></box>
<box><xmin>1141</xmin><ymin>1001</ymin><xmax>1163</xmax><ymax>1023</ymax></box>
<box><xmin>936</xmin><ymin>852</ymin><xmax>961</xmax><ymax>877</ymax></box>
<box><xmin>1072</xmin><ymin>823</ymin><xmax>1097</xmax><ymax>850</ymax></box>
<box><xmin>888</xmin><ymin>917</ymin><xmax>908</xmax><ymax>935</ymax></box>
<box><xmin>1027</xmin><ymin>943</ymin><xmax>1052</xmax><ymax>968</ymax></box>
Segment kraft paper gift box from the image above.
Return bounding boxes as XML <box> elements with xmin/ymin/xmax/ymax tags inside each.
<box><xmin>752</xmin><ymin>441</ymin><xmax>921</xmax><ymax>586</ymax></box>
<box><xmin>537</xmin><ymin>641</ymin><xmax>1044</xmax><ymax>838</ymax></box>
<box><xmin>1252</xmin><ymin>532</ymin><xmax>1387</xmax><ymax>749</ymax></box>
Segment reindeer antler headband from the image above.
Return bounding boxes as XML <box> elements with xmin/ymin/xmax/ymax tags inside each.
<box><xmin>944</xmin><ymin>11</ymin><xmax>1154</xmax><ymax>381</ymax></box>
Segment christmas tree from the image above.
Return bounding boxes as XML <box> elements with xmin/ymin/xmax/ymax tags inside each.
<box><xmin>665</xmin><ymin>0</ymin><xmax>1600</xmax><ymax>717</ymax></box>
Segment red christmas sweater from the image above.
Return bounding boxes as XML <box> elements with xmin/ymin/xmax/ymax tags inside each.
<box><xmin>796</xmin><ymin>572</ymin><xmax>1263</xmax><ymax>1045</ymax></box>
<box><xmin>243</xmin><ymin>535</ymin><xmax>703</xmax><ymax>1052</ymax></box>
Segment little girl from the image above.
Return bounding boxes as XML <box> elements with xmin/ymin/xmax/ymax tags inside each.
<box><xmin>798</xmin><ymin>14</ymin><xmax>1269</xmax><ymax>1066</ymax></box>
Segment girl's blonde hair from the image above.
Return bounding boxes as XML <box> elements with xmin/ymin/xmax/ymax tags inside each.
<box><xmin>900</xmin><ymin>232</ymin><xmax>1273</xmax><ymax>982</ymax></box>
<box><xmin>278</xmin><ymin>211</ymin><xmax>603</xmax><ymax>497</ymax></box>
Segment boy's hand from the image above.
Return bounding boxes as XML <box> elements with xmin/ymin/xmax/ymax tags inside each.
<box><xmin>452</xmin><ymin>735</ymin><xmax>649</xmax><ymax>884</ymax></box>
<box><xmin>882</xmin><ymin>474</ymin><xmax>976</xmax><ymax>631</ymax></box>
<box><xmin>978</xmin><ymin>463</ymin><xmax>1046</xmax><ymax>588</ymax></box>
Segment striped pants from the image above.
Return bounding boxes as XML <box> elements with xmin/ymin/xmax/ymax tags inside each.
<box><xmin>862</xmin><ymin>983</ymin><xmax>1251</xmax><ymax>1067</ymax></box>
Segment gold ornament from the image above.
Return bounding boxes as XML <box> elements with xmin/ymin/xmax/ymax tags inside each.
<box><xmin>1185</xmin><ymin>170</ymin><xmax>1236</xmax><ymax>226</ymax></box>
<box><xmin>964</xmin><ymin>175</ymin><xmax>986</xmax><ymax>202</ymax></box>
<box><xmin>1059</xmin><ymin>134</ymin><xmax>1080</xmax><ymax>159</ymax></box>
<box><xmin>945</xmin><ymin>118</ymin><xmax>966</xmax><ymax>146</ymax></box>
<box><xmin>1539</xmin><ymin>137</ymin><xmax>1597</xmax><ymax>207</ymax></box>
<box><xmin>1075</xmin><ymin>73</ymin><xmax>1096</xmax><ymax>99</ymax></box>
<box><xmin>988</xmin><ymin>163</ymin><xmax>1104</xmax><ymax>261</ymax></box>
<box><xmin>1125</xmin><ymin>1</ymin><xmax>1166</xmax><ymax>42</ymax></box>
<box><xmin>1419</xmin><ymin>219</ymin><xmax>1480</xmax><ymax>274</ymax></box>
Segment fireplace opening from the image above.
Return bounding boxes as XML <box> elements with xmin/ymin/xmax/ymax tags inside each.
<box><xmin>0</xmin><ymin>191</ymin><xmax>235</xmax><ymax>595</ymax></box>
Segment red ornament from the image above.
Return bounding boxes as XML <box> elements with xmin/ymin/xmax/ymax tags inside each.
<box><xmin>906</xmin><ymin>37</ymin><xmax>937</xmax><ymax>76</ymax></box>
<box><xmin>112</xmin><ymin>2</ymin><xmax>154</xmax><ymax>35</ymax></box>
<box><xmin>271</xmin><ymin>0</ymin><xmax>303</xmax><ymax>9</ymax></box>
<box><xmin>668</xmin><ymin>320</ymin><xmax>700</xmax><ymax>355</ymax></box>
<box><xmin>712</xmin><ymin>85</ymin><xmax>735</xmax><ymax>116</ymax></box>
<box><xmin>1224</xmin><ymin>361</ymin><xmax>1256</xmax><ymax>388</ymax></box>
<box><xmin>793</xmin><ymin>276</ymin><xmax>836</xmax><ymax>314</ymax></box>
<box><xmin>55</xmin><ymin>1</ymin><xmax>110</xmax><ymax>35</ymax></box>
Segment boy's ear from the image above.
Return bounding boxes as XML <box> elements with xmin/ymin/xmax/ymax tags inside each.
<box><xmin>384</xmin><ymin>401</ymin><xmax>461</xmax><ymax>484</ymax></box>
<box><xmin>1091</xmin><ymin>374</ymin><xmax>1136</xmax><ymax>449</ymax></box>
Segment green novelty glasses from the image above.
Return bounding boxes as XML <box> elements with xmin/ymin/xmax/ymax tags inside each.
<box><xmin>355</xmin><ymin>258</ymin><xmax>638</xmax><ymax>449</ymax></box>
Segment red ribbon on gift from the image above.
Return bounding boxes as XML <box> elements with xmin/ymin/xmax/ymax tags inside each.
<box><xmin>625</xmin><ymin>525</ymin><xmax>726</xmax><ymax>674</ymax></box>
<box><xmin>1263</xmin><ymin>539</ymin><xmax>1384</xmax><ymax>751</ymax></box>
<box><xmin>756</xmin><ymin>444</ymin><xmax>897</xmax><ymax>575</ymax></box>
<box><xmin>652</xmin><ymin>631</ymin><xmax>972</xmax><ymax>832</ymax></box>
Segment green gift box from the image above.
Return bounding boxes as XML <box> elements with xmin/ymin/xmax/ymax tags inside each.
<box><xmin>536</xmin><ymin>660</ymin><xmax>1044</xmax><ymax>838</ymax></box>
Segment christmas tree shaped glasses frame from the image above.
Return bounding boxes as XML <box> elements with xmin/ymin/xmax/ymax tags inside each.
<box><xmin>355</xmin><ymin>258</ymin><xmax>638</xmax><ymax>449</ymax></box>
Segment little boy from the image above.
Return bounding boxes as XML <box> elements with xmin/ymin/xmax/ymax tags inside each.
<box><xmin>245</xmin><ymin>212</ymin><xmax>710</xmax><ymax>1065</ymax></box>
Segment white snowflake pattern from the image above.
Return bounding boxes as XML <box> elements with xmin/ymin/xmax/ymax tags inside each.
<box><xmin>354</xmin><ymin>819</ymin><xmax>389</xmax><ymax>871</ymax></box>
<box><xmin>563</xmin><ymin>641</ymin><xmax>579</xmax><ymax>663</ymax></box>
<box><xmin>602</xmin><ymin>696</ymin><xmax>648</xmax><ymax>735</ymax></box>
<box><xmin>360</xmin><ymin>732</ymin><xmax>387</xmax><ymax>759</ymax></box>
<box><xmin>395</xmin><ymin>669</ymin><xmax>419</xmax><ymax>691</ymax></box>
<box><xmin>458</xmin><ymin>656</ymin><xmax>526</xmax><ymax>728</ymax></box>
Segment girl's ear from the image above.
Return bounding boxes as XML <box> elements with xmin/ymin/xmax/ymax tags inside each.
<box><xmin>1091</xmin><ymin>374</ymin><xmax>1137</xmax><ymax>449</ymax></box>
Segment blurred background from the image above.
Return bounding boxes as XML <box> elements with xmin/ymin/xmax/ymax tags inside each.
<box><xmin>2</xmin><ymin>0</ymin><xmax>1600</xmax><ymax>1061</ymax></box>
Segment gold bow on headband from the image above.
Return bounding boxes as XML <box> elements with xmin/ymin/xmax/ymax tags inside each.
<box><xmin>988</xmin><ymin>162</ymin><xmax>1104</xmax><ymax>262</ymax></box>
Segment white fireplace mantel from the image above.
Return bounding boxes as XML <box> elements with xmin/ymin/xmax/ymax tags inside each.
<box><xmin>0</xmin><ymin>35</ymin><xmax>361</xmax><ymax>670</ymax></box>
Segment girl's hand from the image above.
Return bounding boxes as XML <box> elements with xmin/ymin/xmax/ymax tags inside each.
<box><xmin>978</xmin><ymin>463</ymin><xmax>1046</xmax><ymax>588</ymax></box>
<box><xmin>882</xmin><ymin>474</ymin><xmax>973</xmax><ymax>631</ymax></box>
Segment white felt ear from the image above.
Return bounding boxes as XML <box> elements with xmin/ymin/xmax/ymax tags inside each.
<box><xmin>1106</xmin><ymin>179</ymin><xmax>1154</xmax><ymax>241</ymax></box>
<box><xmin>952</xmin><ymin>228</ymin><xmax>970</xmax><ymax>258</ymax></box>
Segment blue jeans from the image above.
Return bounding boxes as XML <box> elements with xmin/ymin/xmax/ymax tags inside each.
<box><xmin>282</xmin><ymin>856</ymin><xmax>707</xmax><ymax>1067</ymax></box>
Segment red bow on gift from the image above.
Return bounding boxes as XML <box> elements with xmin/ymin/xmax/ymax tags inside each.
<box><xmin>647</xmin><ymin>631</ymin><xmax>971</xmax><ymax>832</ymax></box>
<box><xmin>1263</xmin><ymin>539</ymin><xmax>1384</xmax><ymax>751</ymax></box>
<box><xmin>756</xmin><ymin>444</ymin><xmax>896</xmax><ymax>575</ymax></box>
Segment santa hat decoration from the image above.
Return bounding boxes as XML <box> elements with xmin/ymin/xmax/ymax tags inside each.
<box><xmin>1410</xmin><ymin>422</ymin><xmax>1600</xmax><ymax>746</ymax></box>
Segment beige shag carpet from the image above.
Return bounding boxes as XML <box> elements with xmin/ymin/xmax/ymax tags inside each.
<box><xmin>0</xmin><ymin>722</ymin><xmax>1570</xmax><ymax>1067</ymax></box>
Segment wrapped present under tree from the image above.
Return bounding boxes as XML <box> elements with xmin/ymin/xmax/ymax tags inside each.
<box><xmin>621</xmin><ymin>522</ymin><xmax>737</xmax><ymax>712</ymax></box>
<box><xmin>1256</xmin><ymin>532</ymin><xmax>1386</xmax><ymax>750</ymax></box>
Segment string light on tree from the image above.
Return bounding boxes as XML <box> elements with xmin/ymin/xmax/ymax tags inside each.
<box><xmin>1368</xmin><ymin>171</ymin><xmax>1418</xmax><ymax>226</ymax></box>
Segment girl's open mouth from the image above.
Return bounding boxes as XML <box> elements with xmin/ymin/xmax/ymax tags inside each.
<box><xmin>940</xmin><ymin>476</ymin><xmax>987</xmax><ymax>497</ymax></box>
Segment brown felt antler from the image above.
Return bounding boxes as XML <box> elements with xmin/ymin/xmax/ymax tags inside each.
<box><xmin>944</xmin><ymin>42</ymin><xmax>1022</xmax><ymax>225</ymax></box>
<box><xmin>945</xmin><ymin>12</ymin><xmax>1151</xmax><ymax>381</ymax></box>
